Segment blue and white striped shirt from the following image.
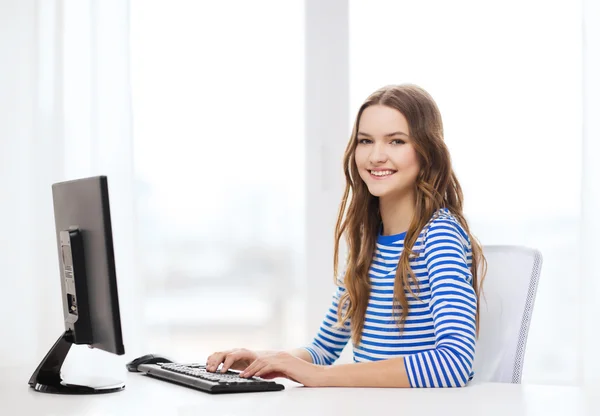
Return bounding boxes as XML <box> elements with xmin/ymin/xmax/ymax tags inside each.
<box><xmin>304</xmin><ymin>208</ymin><xmax>477</xmax><ymax>388</ymax></box>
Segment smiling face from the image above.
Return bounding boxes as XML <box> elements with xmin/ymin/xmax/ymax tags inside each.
<box><xmin>354</xmin><ymin>105</ymin><xmax>421</xmax><ymax>201</ymax></box>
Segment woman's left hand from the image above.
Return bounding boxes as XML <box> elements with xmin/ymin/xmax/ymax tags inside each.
<box><xmin>240</xmin><ymin>351</ymin><xmax>325</xmax><ymax>387</ymax></box>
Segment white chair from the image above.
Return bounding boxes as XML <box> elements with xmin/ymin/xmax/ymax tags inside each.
<box><xmin>472</xmin><ymin>245</ymin><xmax>543</xmax><ymax>383</ymax></box>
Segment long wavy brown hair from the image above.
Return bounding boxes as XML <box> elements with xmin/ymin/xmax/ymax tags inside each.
<box><xmin>334</xmin><ymin>84</ymin><xmax>486</xmax><ymax>347</ymax></box>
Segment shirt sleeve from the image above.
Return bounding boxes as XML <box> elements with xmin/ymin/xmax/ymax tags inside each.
<box><xmin>303</xmin><ymin>283</ymin><xmax>352</xmax><ymax>365</ymax></box>
<box><xmin>403</xmin><ymin>217</ymin><xmax>477</xmax><ymax>388</ymax></box>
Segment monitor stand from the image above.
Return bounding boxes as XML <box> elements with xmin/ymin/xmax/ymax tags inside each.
<box><xmin>28</xmin><ymin>330</ymin><xmax>125</xmax><ymax>394</ymax></box>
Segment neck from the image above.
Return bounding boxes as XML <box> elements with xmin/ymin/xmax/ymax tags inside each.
<box><xmin>379</xmin><ymin>191</ymin><xmax>416</xmax><ymax>236</ymax></box>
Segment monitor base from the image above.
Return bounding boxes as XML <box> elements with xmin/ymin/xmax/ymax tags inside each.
<box><xmin>28</xmin><ymin>330</ymin><xmax>125</xmax><ymax>395</ymax></box>
<box><xmin>30</xmin><ymin>380</ymin><xmax>125</xmax><ymax>394</ymax></box>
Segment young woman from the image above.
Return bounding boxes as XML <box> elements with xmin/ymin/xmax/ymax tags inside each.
<box><xmin>206</xmin><ymin>84</ymin><xmax>486</xmax><ymax>388</ymax></box>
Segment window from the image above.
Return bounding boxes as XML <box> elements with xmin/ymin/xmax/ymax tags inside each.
<box><xmin>130</xmin><ymin>0</ymin><xmax>305</xmax><ymax>360</ymax></box>
<box><xmin>350</xmin><ymin>0</ymin><xmax>582</xmax><ymax>384</ymax></box>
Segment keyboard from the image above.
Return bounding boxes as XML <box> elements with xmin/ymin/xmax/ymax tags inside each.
<box><xmin>137</xmin><ymin>362</ymin><xmax>285</xmax><ymax>394</ymax></box>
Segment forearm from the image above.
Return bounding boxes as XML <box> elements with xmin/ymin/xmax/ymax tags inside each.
<box><xmin>318</xmin><ymin>357</ymin><xmax>410</xmax><ymax>388</ymax></box>
<box><xmin>287</xmin><ymin>348</ymin><xmax>314</xmax><ymax>363</ymax></box>
<box><xmin>255</xmin><ymin>348</ymin><xmax>314</xmax><ymax>364</ymax></box>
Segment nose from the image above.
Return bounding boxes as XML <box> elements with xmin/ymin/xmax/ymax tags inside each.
<box><xmin>369</xmin><ymin>142</ymin><xmax>388</xmax><ymax>165</ymax></box>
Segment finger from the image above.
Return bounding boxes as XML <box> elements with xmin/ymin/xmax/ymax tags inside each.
<box><xmin>220</xmin><ymin>353</ymin><xmax>236</xmax><ymax>373</ymax></box>
<box><xmin>254</xmin><ymin>363</ymin><xmax>275</xmax><ymax>378</ymax></box>
<box><xmin>221</xmin><ymin>351</ymin><xmax>248</xmax><ymax>373</ymax></box>
<box><xmin>241</xmin><ymin>360</ymin><xmax>263</xmax><ymax>378</ymax></box>
<box><xmin>206</xmin><ymin>354</ymin><xmax>219</xmax><ymax>371</ymax></box>
<box><xmin>206</xmin><ymin>351</ymin><xmax>230</xmax><ymax>372</ymax></box>
<box><xmin>205</xmin><ymin>354</ymin><xmax>222</xmax><ymax>372</ymax></box>
<box><xmin>244</xmin><ymin>359</ymin><xmax>272</xmax><ymax>378</ymax></box>
<box><xmin>205</xmin><ymin>353</ymin><xmax>218</xmax><ymax>371</ymax></box>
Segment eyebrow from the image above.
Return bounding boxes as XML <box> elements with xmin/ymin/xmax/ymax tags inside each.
<box><xmin>357</xmin><ymin>131</ymin><xmax>409</xmax><ymax>138</ymax></box>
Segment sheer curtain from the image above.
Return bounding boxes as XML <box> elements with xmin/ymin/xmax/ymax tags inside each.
<box><xmin>128</xmin><ymin>0</ymin><xmax>306</xmax><ymax>361</ymax></box>
<box><xmin>581</xmin><ymin>0</ymin><xmax>600</xmax><ymax>387</ymax></box>
<box><xmin>0</xmin><ymin>0</ymin><xmax>138</xmax><ymax>375</ymax></box>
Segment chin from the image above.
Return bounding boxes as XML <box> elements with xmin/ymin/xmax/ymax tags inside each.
<box><xmin>365</xmin><ymin>185</ymin><xmax>391</xmax><ymax>198</ymax></box>
<box><xmin>366</xmin><ymin>183</ymin><xmax>411</xmax><ymax>200</ymax></box>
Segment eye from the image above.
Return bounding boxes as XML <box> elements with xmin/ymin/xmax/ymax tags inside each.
<box><xmin>357</xmin><ymin>138</ymin><xmax>372</xmax><ymax>144</ymax></box>
<box><xmin>390</xmin><ymin>139</ymin><xmax>405</xmax><ymax>145</ymax></box>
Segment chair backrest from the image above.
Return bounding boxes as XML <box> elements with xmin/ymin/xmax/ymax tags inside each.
<box><xmin>472</xmin><ymin>245</ymin><xmax>543</xmax><ymax>383</ymax></box>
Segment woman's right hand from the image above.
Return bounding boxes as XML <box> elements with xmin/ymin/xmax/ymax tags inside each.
<box><xmin>205</xmin><ymin>348</ymin><xmax>261</xmax><ymax>373</ymax></box>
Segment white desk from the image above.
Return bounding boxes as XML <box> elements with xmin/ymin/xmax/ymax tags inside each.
<box><xmin>1</xmin><ymin>366</ymin><xmax>597</xmax><ymax>416</ymax></box>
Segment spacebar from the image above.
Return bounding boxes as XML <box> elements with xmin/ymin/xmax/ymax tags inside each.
<box><xmin>145</xmin><ymin>367</ymin><xmax>217</xmax><ymax>390</ymax></box>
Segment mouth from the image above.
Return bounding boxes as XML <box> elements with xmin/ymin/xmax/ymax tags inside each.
<box><xmin>368</xmin><ymin>169</ymin><xmax>397</xmax><ymax>179</ymax></box>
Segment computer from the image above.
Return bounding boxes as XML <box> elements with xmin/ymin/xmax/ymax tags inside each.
<box><xmin>29</xmin><ymin>175</ymin><xmax>284</xmax><ymax>395</ymax></box>
<box><xmin>28</xmin><ymin>175</ymin><xmax>126</xmax><ymax>394</ymax></box>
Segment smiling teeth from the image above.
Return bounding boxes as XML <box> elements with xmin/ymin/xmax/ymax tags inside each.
<box><xmin>371</xmin><ymin>170</ymin><xmax>395</xmax><ymax>176</ymax></box>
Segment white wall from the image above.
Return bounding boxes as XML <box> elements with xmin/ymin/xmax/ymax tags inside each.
<box><xmin>304</xmin><ymin>0</ymin><xmax>351</xmax><ymax>359</ymax></box>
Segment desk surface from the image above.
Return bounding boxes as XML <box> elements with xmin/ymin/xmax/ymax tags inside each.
<box><xmin>1</xmin><ymin>366</ymin><xmax>597</xmax><ymax>416</ymax></box>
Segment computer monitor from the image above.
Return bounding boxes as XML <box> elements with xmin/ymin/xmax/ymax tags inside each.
<box><xmin>28</xmin><ymin>175</ymin><xmax>126</xmax><ymax>394</ymax></box>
